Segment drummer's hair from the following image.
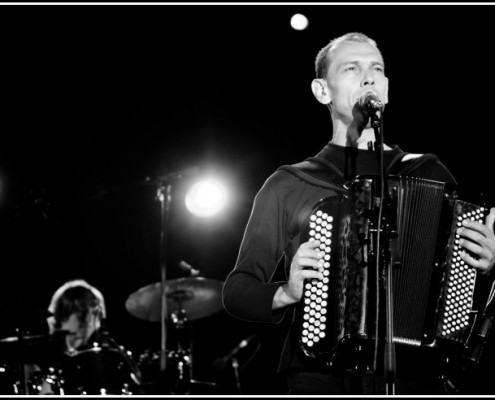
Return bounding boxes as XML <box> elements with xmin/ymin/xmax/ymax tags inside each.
<box><xmin>48</xmin><ymin>279</ymin><xmax>107</xmax><ymax>328</ymax></box>
<box><xmin>52</xmin><ymin>285</ymin><xmax>102</xmax><ymax>329</ymax></box>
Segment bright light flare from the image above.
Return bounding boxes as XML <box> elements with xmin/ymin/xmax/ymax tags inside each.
<box><xmin>185</xmin><ymin>179</ymin><xmax>228</xmax><ymax>217</ymax></box>
<box><xmin>290</xmin><ymin>13</ymin><xmax>309</xmax><ymax>31</ymax></box>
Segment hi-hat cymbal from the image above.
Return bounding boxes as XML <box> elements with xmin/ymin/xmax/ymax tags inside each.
<box><xmin>125</xmin><ymin>277</ymin><xmax>224</xmax><ymax>322</ymax></box>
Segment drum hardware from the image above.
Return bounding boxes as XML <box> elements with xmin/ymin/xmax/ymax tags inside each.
<box><xmin>26</xmin><ymin>367</ymin><xmax>65</xmax><ymax>395</ymax></box>
<box><xmin>135</xmin><ymin>311</ymin><xmax>193</xmax><ymax>395</ymax></box>
<box><xmin>0</xmin><ymin>329</ymin><xmax>69</xmax><ymax>395</ymax></box>
<box><xmin>128</xmin><ymin>278</ymin><xmax>225</xmax><ymax>395</ymax></box>
<box><xmin>0</xmin><ymin>362</ymin><xmax>19</xmax><ymax>395</ymax></box>
<box><xmin>126</xmin><ymin>277</ymin><xmax>223</xmax><ymax>394</ymax></box>
<box><xmin>128</xmin><ymin>171</ymin><xmax>222</xmax><ymax>394</ymax></box>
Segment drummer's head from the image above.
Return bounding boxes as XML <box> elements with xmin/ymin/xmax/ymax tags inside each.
<box><xmin>47</xmin><ymin>280</ymin><xmax>106</xmax><ymax>349</ymax></box>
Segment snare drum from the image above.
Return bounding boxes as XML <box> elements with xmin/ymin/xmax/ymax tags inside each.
<box><xmin>61</xmin><ymin>343</ymin><xmax>141</xmax><ymax>395</ymax></box>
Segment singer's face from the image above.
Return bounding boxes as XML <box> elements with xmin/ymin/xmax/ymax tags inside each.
<box><xmin>325</xmin><ymin>41</ymin><xmax>388</xmax><ymax>125</ymax></box>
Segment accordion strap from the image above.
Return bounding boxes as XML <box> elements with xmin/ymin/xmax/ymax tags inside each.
<box><xmin>279</xmin><ymin>152</ymin><xmax>452</xmax><ymax>193</ymax></box>
<box><xmin>278</xmin><ymin>157</ymin><xmax>347</xmax><ymax>193</ymax></box>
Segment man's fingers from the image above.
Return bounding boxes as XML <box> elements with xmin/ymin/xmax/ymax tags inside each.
<box><xmin>299</xmin><ymin>269</ymin><xmax>323</xmax><ymax>281</ymax></box>
<box><xmin>297</xmin><ymin>257</ymin><xmax>322</xmax><ymax>271</ymax></box>
<box><xmin>486</xmin><ymin>208</ymin><xmax>495</xmax><ymax>233</ymax></box>
<box><xmin>297</xmin><ymin>248</ymin><xmax>324</xmax><ymax>260</ymax></box>
<box><xmin>300</xmin><ymin>240</ymin><xmax>321</xmax><ymax>250</ymax></box>
<box><xmin>458</xmin><ymin>239</ymin><xmax>483</xmax><ymax>258</ymax></box>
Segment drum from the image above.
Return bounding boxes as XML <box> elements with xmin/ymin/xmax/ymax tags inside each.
<box><xmin>137</xmin><ymin>349</ymin><xmax>192</xmax><ymax>395</ymax></box>
<box><xmin>61</xmin><ymin>343</ymin><xmax>141</xmax><ymax>395</ymax></box>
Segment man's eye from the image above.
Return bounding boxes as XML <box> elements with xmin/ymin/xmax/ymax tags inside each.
<box><xmin>345</xmin><ymin>66</ymin><xmax>357</xmax><ymax>72</ymax></box>
<box><xmin>374</xmin><ymin>66</ymin><xmax>384</xmax><ymax>72</ymax></box>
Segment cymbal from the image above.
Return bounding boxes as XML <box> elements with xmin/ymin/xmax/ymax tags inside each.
<box><xmin>0</xmin><ymin>333</ymin><xmax>52</xmax><ymax>345</ymax></box>
<box><xmin>125</xmin><ymin>277</ymin><xmax>224</xmax><ymax>322</ymax></box>
<box><xmin>0</xmin><ymin>331</ymin><xmax>68</xmax><ymax>363</ymax></box>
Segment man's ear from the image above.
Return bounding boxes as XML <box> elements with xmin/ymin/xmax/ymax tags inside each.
<box><xmin>383</xmin><ymin>76</ymin><xmax>389</xmax><ymax>104</ymax></box>
<box><xmin>311</xmin><ymin>79</ymin><xmax>331</xmax><ymax>105</ymax></box>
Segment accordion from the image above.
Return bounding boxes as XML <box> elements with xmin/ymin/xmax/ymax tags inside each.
<box><xmin>299</xmin><ymin>175</ymin><xmax>494</xmax><ymax>364</ymax></box>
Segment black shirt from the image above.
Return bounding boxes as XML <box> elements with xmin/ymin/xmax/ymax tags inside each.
<box><xmin>223</xmin><ymin>142</ymin><xmax>456</xmax><ymax>374</ymax></box>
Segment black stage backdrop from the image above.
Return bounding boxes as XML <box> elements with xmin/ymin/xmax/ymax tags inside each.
<box><xmin>0</xmin><ymin>4</ymin><xmax>494</xmax><ymax>395</ymax></box>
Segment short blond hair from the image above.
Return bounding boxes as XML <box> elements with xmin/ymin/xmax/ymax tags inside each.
<box><xmin>315</xmin><ymin>32</ymin><xmax>381</xmax><ymax>79</ymax></box>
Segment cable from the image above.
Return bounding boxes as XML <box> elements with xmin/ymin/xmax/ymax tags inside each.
<box><xmin>372</xmin><ymin>111</ymin><xmax>385</xmax><ymax>394</ymax></box>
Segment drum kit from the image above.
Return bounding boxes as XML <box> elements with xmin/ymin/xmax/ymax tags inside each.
<box><xmin>0</xmin><ymin>276</ymin><xmax>226</xmax><ymax>395</ymax></box>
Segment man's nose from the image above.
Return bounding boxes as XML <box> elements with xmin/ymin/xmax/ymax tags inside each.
<box><xmin>361</xmin><ymin>73</ymin><xmax>375</xmax><ymax>86</ymax></box>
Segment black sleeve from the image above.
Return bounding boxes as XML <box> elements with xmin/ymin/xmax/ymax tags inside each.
<box><xmin>222</xmin><ymin>172</ymin><xmax>290</xmax><ymax>323</ymax></box>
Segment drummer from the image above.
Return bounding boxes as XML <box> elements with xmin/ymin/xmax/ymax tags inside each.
<box><xmin>28</xmin><ymin>280</ymin><xmax>108</xmax><ymax>394</ymax></box>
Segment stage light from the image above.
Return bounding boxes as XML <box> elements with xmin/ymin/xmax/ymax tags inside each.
<box><xmin>185</xmin><ymin>178</ymin><xmax>228</xmax><ymax>217</ymax></box>
<box><xmin>290</xmin><ymin>13</ymin><xmax>309</xmax><ymax>31</ymax></box>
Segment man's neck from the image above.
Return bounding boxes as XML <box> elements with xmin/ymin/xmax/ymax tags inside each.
<box><xmin>331</xmin><ymin>121</ymin><xmax>391</xmax><ymax>150</ymax></box>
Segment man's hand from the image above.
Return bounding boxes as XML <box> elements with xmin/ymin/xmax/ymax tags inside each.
<box><xmin>458</xmin><ymin>207</ymin><xmax>495</xmax><ymax>275</ymax></box>
<box><xmin>272</xmin><ymin>240</ymin><xmax>324</xmax><ymax>310</ymax></box>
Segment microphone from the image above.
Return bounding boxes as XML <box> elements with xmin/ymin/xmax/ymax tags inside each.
<box><xmin>358</xmin><ymin>91</ymin><xmax>384</xmax><ymax>111</ymax></box>
<box><xmin>213</xmin><ymin>335</ymin><xmax>258</xmax><ymax>370</ymax></box>
<box><xmin>161</xmin><ymin>165</ymin><xmax>199</xmax><ymax>181</ymax></box>
<box><xmin>178</xmin><ymin>260</ymin><xmax>200</xmax><ymax>277</ymax></box>
<box><xmin>146</xmin><ymin>166</ymin><xmax>199</xmax><ymax>185</ymax></box>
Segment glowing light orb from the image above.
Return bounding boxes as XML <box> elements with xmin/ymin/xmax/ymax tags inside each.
<box><xmin>185</xmin><ymin>179</ymin><xmax>228</xmax><ymax>217</ymax></box>
<box><xmin>290</xmin><ymin>14</ymin><xmax>309</xmax><ymax>31</ymax></box>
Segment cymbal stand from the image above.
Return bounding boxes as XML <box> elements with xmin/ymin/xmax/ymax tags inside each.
<box><xmin>154</xmin><ymin>167</ymin><xmax>197</xmax><ymax>375</ymax></box>
<box><xmin>15</xmin><ymin>328</ymin><xmax>27</xmax><ymax>395</ymax></box>
<box><xmin>170</xmin><ymin>308</ymin><xmax>192</xmax><ymax>394</ymax></box>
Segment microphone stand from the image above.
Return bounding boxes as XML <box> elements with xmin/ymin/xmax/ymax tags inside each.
<box><xmin>156</xmin><ymin>179</ymin><xmax>172</xmax><ymax>375</ymax></box>
<box><xmin>371</xmin><ymin>108</ymin><xmax>399</xmax><ymax>395</ymax></box>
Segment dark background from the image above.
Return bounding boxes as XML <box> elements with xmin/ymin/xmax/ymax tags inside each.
<box><xmin>0</xmin><ymin>4</ymin><xmax>494</xmax><ymax>395</ymax></box>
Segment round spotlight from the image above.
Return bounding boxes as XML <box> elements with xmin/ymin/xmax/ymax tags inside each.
<box><xmin>185</xmin><ymin>179</ymin><xmax>228</xmax><ymax>217</ymax></box>
<box><xmin>290</xmin><ymin>13</ymin><xmax>309</xmax><ymax>31</ymax></box>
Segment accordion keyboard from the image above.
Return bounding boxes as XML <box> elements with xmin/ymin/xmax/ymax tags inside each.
<box><xmin>300</xmin><ymin>209</ymin><xmax>333</xmax><ymax>350</ymax></box>
<box><xmin>438</xmin><ymin>201</ymin><xmax>488</xmax><ymax>342</ymax></box>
